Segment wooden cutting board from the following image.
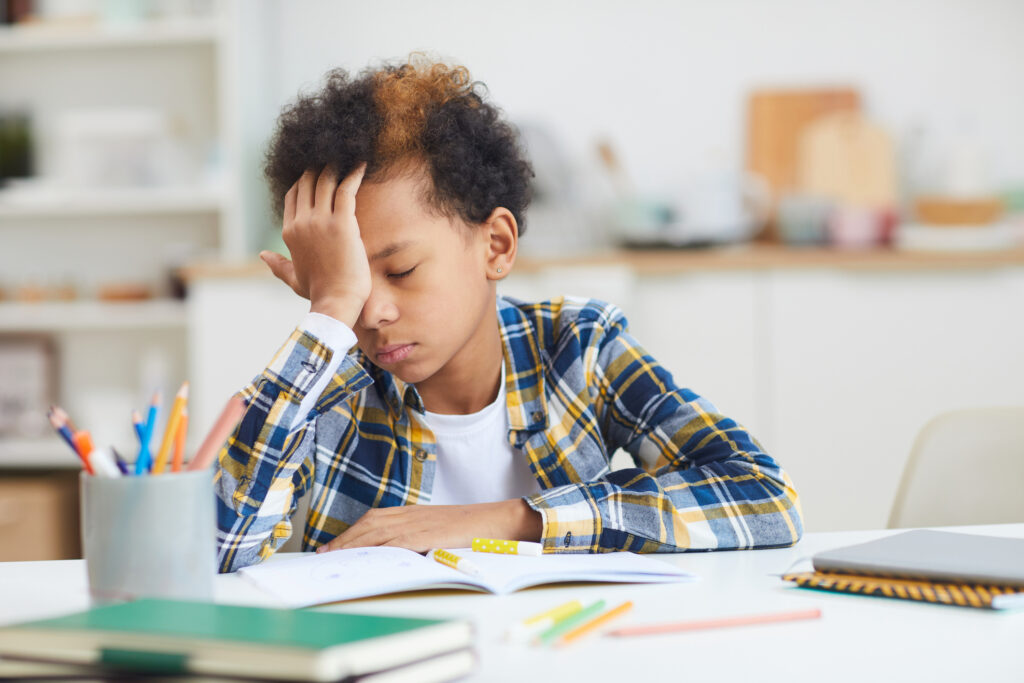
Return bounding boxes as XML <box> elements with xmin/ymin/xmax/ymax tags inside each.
<box><xmin>746</xmin><ymin>88</ymin><xmax>861</xmax><ymax>193</ymax></box>
<box><xmin>746</xmin><ymin>88</ymin><xmax>860</xmax><ymax>239</ymax></box>
<box><xmin>796</xmin><ymin>110</ymin><xmax>897</xmax><ymax>208</ymax></box>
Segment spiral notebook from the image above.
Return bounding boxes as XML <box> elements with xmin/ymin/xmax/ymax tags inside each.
<box><xmin>783</xmin><ymin>529</ymin><xmax>1024</xmax><ymax>610</ymax></box>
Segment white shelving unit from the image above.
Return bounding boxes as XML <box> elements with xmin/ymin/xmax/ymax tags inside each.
<box><xmin>0</xmin><ymin>18</ymin><xmax>220</xmax><ymax>52</ymax></box>
<box><xmin>0</xmin><ymin>186</ymin><xmax>224</xmax><ymax>218</ymax></box>
<box><xmin>0</xmin><ymin>437</ymin><xmax>78</xmax><ymax>468</ymax></box>
<box><xmin>0</xmin><ymin>301</ymin><xmax>187</xmax><ymax>333</ymax></box>
<box><xmin>0</xmin><ymin>1</ymin><xmax>242</xmax><ymax>469</ymax></box>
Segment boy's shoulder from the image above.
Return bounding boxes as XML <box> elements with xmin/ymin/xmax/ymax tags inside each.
<box><xmin>497</xmin><ymin>295</ymin><xmax>628</xmax><ymax>346</ymax></box>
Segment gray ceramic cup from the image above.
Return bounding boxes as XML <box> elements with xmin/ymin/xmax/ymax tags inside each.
<box><xmin>80</xmin><ymin>469</ymin><xmax>217</xmax><ymax>603</ymax></box>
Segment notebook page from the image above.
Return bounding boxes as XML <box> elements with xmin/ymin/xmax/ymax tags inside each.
<box><xmin>454</xmin><ymin>550</ymin><xmax>697</xmax><ymax>593</ymax></box>
<box><xmin>238</xmin><ymin>547</ymin><xmax>485</xmax><ymax>607</ymax></box>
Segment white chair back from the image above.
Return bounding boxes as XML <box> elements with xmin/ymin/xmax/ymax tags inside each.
<box><xmin>888</xmin><ymin>407</ymin><xmax>1024</xmax><ymax>528</ymax></box>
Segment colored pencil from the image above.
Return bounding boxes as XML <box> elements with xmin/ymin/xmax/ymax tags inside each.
<box><xmin>152</xmin><ymin>383</ymin><xmax>188</xmax><ymax>474</ymax></box>
<box><xmin>131</xmin><ymin>410</ymin><xmax>145</xmax><ymax>441</ymax></box>
<box><xmin>535</xmin><ymin>600</ymin><xmax>606</xmax><ymax>646</ymax></box>
<box><xmin>506</xmin><ymin>600</ymin><xmax>584</xmax><ymax>643</ymax></box>
<box><xmin>556</xmin><ymin>601</ymin><xmax>633</xmax><ymax>646</ymax></box>
<box><xmin>187</xmin><ymin>395</ymin><xmax>246</xmax><ymax>470</ymax></box>
<box><xmin>111</xmin><ymin>447</ymin><xmax>130</xmax><ymax>475</ymax></box>
<box><xmin>47</xmin><ymin>407</ymin><xmax>93</xmax><ymax>475</ymax></box>
<box><xmin>606</xmin><ymin>607</ymin><xmax>823</xmax><ymax>637</ymax></box>
<box><xmin>171</xmin><ymin>407</ymin><xmax>188</xmax><ymax>472</ymax></box>
<box><xmin>136</xmin><ymin>392</ymin><xmax>160</xmax><ymax>475</ymax></box>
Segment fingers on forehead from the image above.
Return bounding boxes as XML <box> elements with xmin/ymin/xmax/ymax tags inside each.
<box><xmin>336</xmin><ymin>163</ymin><xmax>366</xmax><ymax>197</ymax></box>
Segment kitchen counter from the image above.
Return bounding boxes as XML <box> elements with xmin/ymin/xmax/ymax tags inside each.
<box><xmin>181</xmin><ymin>244</ymin><xmax>1024</xmax><ymax>280</ymax></box>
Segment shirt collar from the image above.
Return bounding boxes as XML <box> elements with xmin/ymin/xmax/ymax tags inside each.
<box><xmin>497</xmin><ymin>296</ymin><xmax>548</xmax><ymax>434</ymax></box>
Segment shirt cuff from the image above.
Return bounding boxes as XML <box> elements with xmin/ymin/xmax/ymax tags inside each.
<box><xmin>300</xmin><ymin>311</ymin><xmax>357</xmax><ymax>352</ymax></box>
<box><xmin>292</xmin><ymin>312</ymin><xmax>358</xmax><ymax>429</ymax></box>
<box><xmin>524</xmin><ymin>485</ymin><xmax>600</xmax><ymax>553</ymax></box>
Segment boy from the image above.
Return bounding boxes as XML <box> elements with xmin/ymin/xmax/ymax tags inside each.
<box><xmin>215</xmin><ymin>56</ymin><xmax>802</xmax><ymax>573</ymax></box>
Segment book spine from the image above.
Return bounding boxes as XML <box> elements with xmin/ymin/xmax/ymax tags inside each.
<box><xmin>100</xmin><ymin>649</ymin><xmax>189</xmax><ymax>675</ymax></box>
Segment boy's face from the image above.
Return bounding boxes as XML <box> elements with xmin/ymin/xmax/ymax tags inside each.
<box><xmin>350</xmin><ymin>169</ymin><xmax>497</xmax><ymax>385</ymax></box>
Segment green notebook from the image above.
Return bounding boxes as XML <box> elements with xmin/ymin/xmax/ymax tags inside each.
<box><xmin>0</xmin><ymin>599</ymin><xmax>474</xmax><ymax>682</ymax></box>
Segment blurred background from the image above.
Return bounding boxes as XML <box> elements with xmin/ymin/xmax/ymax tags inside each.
<box><xmin>1</xmin><ymin>0</ymin><xmax>1022</xmax><ymax>559</ymax></box>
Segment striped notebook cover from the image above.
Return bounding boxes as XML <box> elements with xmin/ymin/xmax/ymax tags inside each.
<box><xmin>782</xmin><ymin>571</ymin><xmax>1024</xmax><ymax>610</ymax></box>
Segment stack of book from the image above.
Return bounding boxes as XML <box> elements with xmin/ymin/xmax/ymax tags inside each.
<box><xmin>783</xmin><ymin>529</ymin><xmax>1024</xmax><ymax>610</ymax></box>
<box><xmin>0</xmin><ymin>599</ymin><xmax>475</xmax><ymax>682</ymax></box>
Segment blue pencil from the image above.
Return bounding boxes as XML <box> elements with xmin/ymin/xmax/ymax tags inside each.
<box><xmin>136</xmin><ymin>395</ymin><xmax>159</xmax><ymax>475</ymax></box>
<box><xmin>47</xmin><ymin>408</ymin><xmax>80</xmax><ymax>457</ymax></box>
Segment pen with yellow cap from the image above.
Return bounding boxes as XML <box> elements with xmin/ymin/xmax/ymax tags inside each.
<box><xmin>472</xmin><ymin>538</ymin><xmax>543</xmax><ymax>556</ymax></box>
<box><xmin>429</xmin><ymin>548</ymin><xmax>482</xmax><ymax>577</ymax></box>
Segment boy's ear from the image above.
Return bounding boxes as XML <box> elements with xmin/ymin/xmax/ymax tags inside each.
<box><xmin>482</xmin><ymin>207</ymin><xmax>517</xmax><ymax>280</ymax></box>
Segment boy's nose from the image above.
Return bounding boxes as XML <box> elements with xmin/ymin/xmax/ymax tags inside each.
<box><xmin>358</xmin><ymin>288</ymin><xmax>399</xmax><ymax>329</ymax></box>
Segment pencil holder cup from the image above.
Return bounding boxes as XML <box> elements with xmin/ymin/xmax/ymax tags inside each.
<box><xmin>80</xmin><ymin>469</ymin><xmax>217</xmax><ymax>604</ymax></box>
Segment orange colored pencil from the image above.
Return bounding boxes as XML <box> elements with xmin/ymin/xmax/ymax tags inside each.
<box><xmin>171</xmin><ymin>407</ymin><xmax>188</xmax><ymax>472</ymax></box>
<box><xmin>556</xmin><ymin>601</ymin><xmax>633</xmax><ymax>646</ymax></box>
<box><xmin>606</xmin><ymin>607</ymin><xmax>822</xmax><ymax>637</ymax></box>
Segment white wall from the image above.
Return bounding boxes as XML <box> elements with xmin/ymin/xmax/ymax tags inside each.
<box><xmin>244</xmin><ymin>0</ymin><xmax>1024</xmax><ymax>212</ymax></box>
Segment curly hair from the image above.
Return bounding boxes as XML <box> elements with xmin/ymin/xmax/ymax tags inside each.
<box><xmin>263</xmin><ymin>54</ymin><xmax>534</xmax><ymax>235</ymax></box>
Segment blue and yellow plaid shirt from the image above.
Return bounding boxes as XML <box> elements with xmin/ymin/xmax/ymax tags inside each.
<box><xmin>215</xmin><ymin>296</ymin><xmax>802</xmax><ymax>572</ymax></box>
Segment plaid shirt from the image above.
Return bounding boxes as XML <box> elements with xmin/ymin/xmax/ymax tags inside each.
<box><xmin>215</xmin><ymin>296</ymin><xmax>803</xmax><ymax>573</ymax></box>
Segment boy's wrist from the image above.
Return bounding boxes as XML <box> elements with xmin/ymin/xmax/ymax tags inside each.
<box><xmin>310</xmin><ymin>294</ymin><xmax>364</xmax><ymax>328</ymax></box>
<box><xmin>505</xmin><ymin>499</ymin><xmax>543</xmax><ymax>542</ymax></box>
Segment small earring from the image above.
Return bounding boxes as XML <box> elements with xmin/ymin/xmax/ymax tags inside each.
<box><xmin>496</xmin><ymin>266</ymin><xmax>503</xmax><ymax>274</ymax></box>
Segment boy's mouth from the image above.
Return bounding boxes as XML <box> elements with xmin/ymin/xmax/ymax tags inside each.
<box><xmin>376</xmin><ymin>343</ymin><xmax>415</xmax><ymax>365</ymax></box>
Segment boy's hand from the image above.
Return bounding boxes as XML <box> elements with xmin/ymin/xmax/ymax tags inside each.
<box><xmin>316</xmin><ymin>499</ymin><xmax>544</xmax><ymax>554</ymax></box>
<box><xmin>260</xmin><ymin>164</ymin><xmax>371</xmax><ymax>328</ymax></box>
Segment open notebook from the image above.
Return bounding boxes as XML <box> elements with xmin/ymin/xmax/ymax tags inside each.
<box><xmin>239</xmin><ymin>547</ymin><xmax>696</xmax><ymax>607</ymax></box>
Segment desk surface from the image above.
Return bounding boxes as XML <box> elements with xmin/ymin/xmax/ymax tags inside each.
<box><xmin>2</xmin><ymin>525</ymin><xmax>1021</xmax><ymax>682</ymax></box>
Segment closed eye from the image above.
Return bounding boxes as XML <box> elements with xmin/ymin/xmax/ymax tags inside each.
<box><xmin>388</xmin><ymin>266</ymin><xmax>417</xmax><ymax>279</ymax></box>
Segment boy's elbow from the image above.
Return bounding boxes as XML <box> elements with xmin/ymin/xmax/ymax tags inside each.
<box><xmin>755</xmin><ymin>469</ymin><xmax>803</xmax><ymax>548</ymax></box>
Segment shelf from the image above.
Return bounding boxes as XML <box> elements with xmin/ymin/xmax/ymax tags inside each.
<box><xmin>0</xmin><ymin>300</ymin><xmax>187</xmax><ymax>333</ymax></box>
<box><xmin>0</xmin><ymin>18</ymin><xmax>219</xmax><ymax>53</ymax></box>
<box><xmin>514</xmin><ymin>244</ymin><xmax>1024</xmax><ymax>274</ymax></box>
<box><xmin>0</xmin><ymin>186</ymin><xmax>225</xmax><ymax>219</ymax></box>
<box><xmin>0</xmin><ymin>437</ymin><xmax>79</xmax><ymax>469</ymax></box>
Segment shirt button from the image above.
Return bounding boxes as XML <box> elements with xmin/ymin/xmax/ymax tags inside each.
<box><xmin>532</xmin><ymin>410</ymin><xmax>543</xmax><ymax>422</ymax></box>
<box><xmin>301</xmin><ymin>361</ymin><xmax>318</xmax><ymax>372</ymax></box>
<box><xmin>414</xmin><ymin>450</ymin><xmax>428</xmax><ymax>462</ymax></box>
<box><xmin>563</xmin><ymin>531</ymin><xmax>573</xmax><ymax>548</ymax></box>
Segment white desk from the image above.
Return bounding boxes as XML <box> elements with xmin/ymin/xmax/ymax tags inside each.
<box><xmin>2</xmin><ymin>525</ymin><xmax>1021</xmax><ymax>682</ymax></box>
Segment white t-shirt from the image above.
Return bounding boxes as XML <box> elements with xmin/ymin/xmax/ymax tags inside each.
<box><xmin>420</xmin><ymin>364</ymin><xmax>539</xmax><ymax>505</ymax></box>
<box><xmin>294</xmin><ymin>313</ymin><xmax>540</xmax><ymax>504</ymax></box>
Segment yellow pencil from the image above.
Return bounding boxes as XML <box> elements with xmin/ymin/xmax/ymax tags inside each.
<box><xmin>171</xmin><ymin>407</ymin><xmax>188</xmax><ymax>472</ymax></box>
<box><xmin>556</xmin><ymin>600</ymin><xmax>633</xmax><ymax>647</ymax></box>
<box><xmin>152</xmin><ymin>382</ymin><xmax>189</xmax><ymax>474</ymax></box>
<box><xmin>506</xmin><ymin>599</ymin><xmax>584</xmax><ymax>643</ymax></box>
<box><xmin>523</xmin><ymin>599</ymin><xmax>584</xmax><ymax>626</ymax></box>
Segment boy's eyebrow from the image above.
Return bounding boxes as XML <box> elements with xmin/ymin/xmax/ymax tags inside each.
<box><xmin>369</xmin><ymin>241</ymin><xmax>414</xmax><ymax>261</ymax></box>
